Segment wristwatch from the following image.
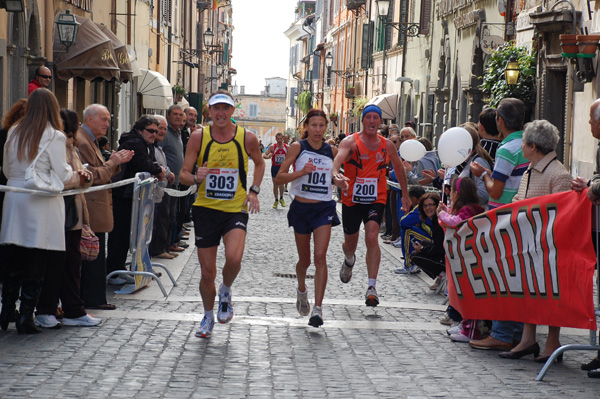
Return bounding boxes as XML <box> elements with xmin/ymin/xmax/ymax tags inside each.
<box><xmin>249</xmin><ymin>185</ymin><xmax>260</xmax><ymax>194</ymax></box>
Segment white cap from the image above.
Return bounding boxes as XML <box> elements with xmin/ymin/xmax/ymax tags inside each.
<box><xmin>208</xmin><ymin>93</ymin><xmax>234</xmax><ymax>107</ymax></box>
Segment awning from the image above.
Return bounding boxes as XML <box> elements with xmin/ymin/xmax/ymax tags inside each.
<box><xmin>137</xmin><ymin>69</ymin><xmax>173</xmax><ymax>110</ymax></box>
<box><xmin>175</xmin><ymin>95</ymin><xmax>189</xmax><ymax>109</ymax></box>
<box><xmin>53</xmin><ymin>14</ymin><xmax>120</xmax><ymax>82</ymax></box>
<box><xmin>366</xmin><ymin>93</ymin><xmax>398</xmax><ymax>120</ymax></box>
<box><xmin>96</xmin><ymin>23</ymin><xmax>133</xmax><ymax>82</ymax></box>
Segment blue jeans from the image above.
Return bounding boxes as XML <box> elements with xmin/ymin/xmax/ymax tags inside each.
<box><xmin>491</xmin><ymin>320</ymin><xmax>523</xmax><ymax>343</ymax></box>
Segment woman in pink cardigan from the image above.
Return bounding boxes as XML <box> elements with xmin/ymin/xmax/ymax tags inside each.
<box><xmin>437</xmin><ymin>177</ymin><xmax>485</xmax><ymax>342</ymax></box>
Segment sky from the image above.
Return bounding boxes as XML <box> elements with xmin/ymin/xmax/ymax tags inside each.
<box><xmin>231</xmin><ymin>0</ymin><xmax>298</xmax><ymax>94</ymax></box>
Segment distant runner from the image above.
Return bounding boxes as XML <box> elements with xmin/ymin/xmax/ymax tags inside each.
<box><xmin>263</xmin><ymin>132</ymin><xmax>288</xmax><ymax>208</ymax></box>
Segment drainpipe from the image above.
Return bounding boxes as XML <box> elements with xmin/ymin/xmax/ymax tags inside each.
<box><xmin>400</xmin><ymin>2</ymin><xmax>409</xmax><ymax>123</ymax></box>
<box><xmin>45</xmin><ymin>0</ymin><xmax>54</xmax><ymax>62</ymax></box>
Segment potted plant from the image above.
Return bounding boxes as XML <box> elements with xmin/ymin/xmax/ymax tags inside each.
<box><xmin>329</xmin><ymin>112</ymin><xmax>338</xmax><ymax>122</ymax></box>
<box><xmin>298</xmin><ymin>91</ymin><xmax>312</xmax><ymax>114</ymax></box>
<box><xmin>560</xmin><ymin>34</ymin><xmax>578</xmax><ymax>55</ymax></box>
<box><xmin>346</xmin><ymin>85</ymin><xmax>355</xmax><ymax>98</ymax></box>
<box><xmin>577</xmin><ymin>34</ymin><xmax>600</xmax><ymax>56</ymax></box>
<box><xmin>352</xmin><ymin>96</ymin><xmax>369</xmax><ymax>117</ymax></box>
<box><xmin>173</xmin><ymin>85</ymin><xmax>186</xmax><ymax>102</ymax></box>
<box><xmin>202</xmin><ymin>101</ymin><xmax>210</xmax><ymax>120</ymax></box>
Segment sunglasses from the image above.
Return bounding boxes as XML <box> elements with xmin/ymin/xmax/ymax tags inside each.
<box><xmin>144</xmin><ymin>128</ymin><xmax>158</xmax><ymax>134</ymax></box>
<box><xmin>391</xmin><ymin>140</ymin><xmax>399</xmax><ymax>143</ymax></box>
<box><xmin>37</xmin><ymin>74</ymin><xmax>52</xmax><ymax>79</ymax></box>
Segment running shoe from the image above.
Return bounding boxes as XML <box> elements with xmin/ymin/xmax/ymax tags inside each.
<box><xmin>195</xmin><ymin>316</ymin><xmax>215</xmax><ymax>338</ymax></box>
<box><xmin>279</xmin><ymin>198</ymin><xmax>286</xmax><ymax>207</ymax></box>
<box><xmin>308</xmin><ymin>306</ymin><xmax>323</xmax><ymax>327</ymax></box>
<box><xmin>365</xmin><ymin>286</ymin><xmax>379</xmax><ymax>307</ymax></box>
<box><xmin>34</xmin><ymin>314</ymin><xmax>61</xmax><ymax>329</ymax></box>
<box><xmin>447</xmin><ymin>321</ymin><xmax>464</xmax><ymax>336</ymax></box>
<box><xmin>395</xmin><ymin>265</ymin><xmax>420</xmax><ymax>274</ymax></box>
<box><xmin>439</xmin><ymin>313</ymin><xmax>454</xmax><ymax>325</ymax></box>
<box><xmin>450</xmin><ymin>333</ymin><xmax>472</xmax><ymax>343</ymax></box>
<box><xmin>62</xmin><ymin>314</ymin><xmax>101</xmax><ymax>327</ymax></box>
<box><xmin>340</xmin><ymin>256</ymin><xmax>354</xmax><ymax>283</ymax></box>
<box><xmin>429</xmin><ymin>276</ymin><xmax>443</xmax><ymax>290</ymax></box>
<box><xmin>273</xmin><ymin>200</ymin><xmax>278</xmax><ymax>209</ymax></box>
<box><xmin>217</xmin><ymin>289</ymin><xmax>234</xmax><ymax>324</ymax></box>
<box><xmin>296</xmin><ymin>289</ymin><xmax>310</xmax><ymax>316</ymax></box>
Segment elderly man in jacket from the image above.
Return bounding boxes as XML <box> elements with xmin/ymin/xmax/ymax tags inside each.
<box><xmin>76</xmin><ymin>104</ymin><xmax>133</xmax><ymax>309</ymax></box>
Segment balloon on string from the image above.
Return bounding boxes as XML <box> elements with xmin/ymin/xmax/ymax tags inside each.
<box><xmin>437</xmin><ymin>127</ymin><xmax>473</xmax><ymax>167</ymax></box>
<box><xmin>399</xmin><ymin>139</ymin><xmax>427</xmax><ymax>162</ymax></box>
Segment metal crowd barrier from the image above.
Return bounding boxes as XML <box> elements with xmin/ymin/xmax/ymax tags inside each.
<box><xmin>535</xmin><ymin>205</ymin><xmax>600</xmax><ymax>381</ymax></box>
<box><xmin>107</xmin><ymin>172</ymin><xmax>197</xmax><ymax>297</ymax></box>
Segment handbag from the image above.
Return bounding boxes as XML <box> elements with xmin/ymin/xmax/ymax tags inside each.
<box><xmin>24</xmin><ymin>134</ymin><xmax>64</xmax><ymax>193</ymax></box>
<box><xmin>64</xmin><ymin>195</ymin><xmax>79</xmax><ymax>230</ymax></box>
<box><xmin>80</xmin><ymin>224</ymin><xmax>99</xmax><ymax>261</ymax></box>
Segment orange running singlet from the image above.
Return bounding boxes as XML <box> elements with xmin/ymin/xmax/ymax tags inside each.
<box><xmin>341</xmin><ymin>134</ymin><xmax>389</xmax><ymax>207</ymax></box>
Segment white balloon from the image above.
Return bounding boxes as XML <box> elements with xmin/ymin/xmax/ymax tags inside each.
<box><xmin>437</xmin><ymin>127</ymin><xmax>473</xmax><ymax>167</ymax></box>
<box><xmin>399</xmin><ymin>139</ymin><xmax>427</xmax><ymax>162</ymax></box>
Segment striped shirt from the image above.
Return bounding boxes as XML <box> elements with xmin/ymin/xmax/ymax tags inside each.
<box><xmin>480</xmin><ymin>138</ymin><xmax>501</xmax><ymax>162</ymax></box>
<box><xmin>489</xmin><ymin>131</ymin><xmax>530</xmax><ymax>208</ymax></box>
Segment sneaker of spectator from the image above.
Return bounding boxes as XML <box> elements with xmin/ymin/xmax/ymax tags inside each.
<box><xmin>34</xmin><ymin>314</ymin><xmax>61</xmax><ymax>329</ymax></box>
<box><xmin>439</xmin><ymin>313</ymin><xmax>454</xmax><ymax>325</ymax></box>
<box><xmin>62</xmin><ymin>314</ymin><xmax>101</xmax><ymax>327</ymax></box>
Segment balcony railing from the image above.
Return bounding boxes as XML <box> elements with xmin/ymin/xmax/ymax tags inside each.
<box><xmin>346</xmin><ymin>0</ymin><xmax>366</xmax><ymax>10</ymax></box>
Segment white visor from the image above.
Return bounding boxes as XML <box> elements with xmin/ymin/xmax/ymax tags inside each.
<box><xmin>208</xmin><ymin>93</ymin><xmax>235</xmax><ymax>107</ymax></box>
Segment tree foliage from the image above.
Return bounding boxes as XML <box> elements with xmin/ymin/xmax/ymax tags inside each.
<box><xmin>479</xmin><ymin>42</ymin><xmax>536</xmax><ymax>119</ymax></box>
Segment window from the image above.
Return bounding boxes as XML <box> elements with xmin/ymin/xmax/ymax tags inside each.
<box><xmin>249</xmin><ymin>104</ymin><xmax>258</xmax><ymax>117</ymax></box>
<box><xmin>419</xmin><ymin>0</ymin><xmax>432</xmax><ymax>36</ymax></box>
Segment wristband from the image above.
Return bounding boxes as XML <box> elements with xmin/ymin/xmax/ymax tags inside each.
<box><xmin>194</xmin><ymin>175</ymin><xmax>198</xmax><ymax>185</ymax></box>
<box><xmin>481</xmin><ymin>170</ymin><xmax>488</xmax><ymax>179</ymax></box>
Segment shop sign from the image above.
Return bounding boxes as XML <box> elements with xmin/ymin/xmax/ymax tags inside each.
<box><xmin>437</xmin><ymin>0</ymin><xmax>483</xmax><ymax>19</ymax></box>
<box><xmin>454</xmin><ymin>9</ymin><xmax>480</xmax><ymax>30</ymax></box>
<box><xmin>481</xmin><ymin>33</ymin><xmax>505</xmax><ymax>54</ymax></box>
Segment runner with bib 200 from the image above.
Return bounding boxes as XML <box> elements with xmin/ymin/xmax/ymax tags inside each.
<box><xmin>274</xmin><ymin>109</ymin><xmax>346</xmax><ymax>328</ymax></box>
<box><xmin>331</xmin><ymin>105</ymin><xmax>411</xmax><ymax>307</ymax></box>
<box><xmin>263</xmin><ymin>132</ymin><xmax>288</xmax><ymax>209</ymax></box>
<box><xmin>179</xmin><ymin>90</ymin><xmax>265</xmax><ymax>339</ymax></box>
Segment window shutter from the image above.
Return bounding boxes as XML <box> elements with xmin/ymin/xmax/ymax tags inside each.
<box><xmin>385</xmin><ymin>0</ymin><xmax>394</xmax><ymax>50</ymax></box>
<box><xmin>361</xmin><ymin>22</ymin><xmax>374</xmax><ymax>69</ymax></box>
<box><xmin>419</xmin><ymin>0</ymin><xmax>432</xmax><ymax>35</ymax></box>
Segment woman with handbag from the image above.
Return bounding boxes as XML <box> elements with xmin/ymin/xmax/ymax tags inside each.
<box><xmin>0</xmin><ymin>89</ymin><xmax>77</xmax><ymax>334</ymax></box>
<box><xmin>34</xmin><ymin>109</ymin><xmax>100</xmax><ymax>328</ymax></box>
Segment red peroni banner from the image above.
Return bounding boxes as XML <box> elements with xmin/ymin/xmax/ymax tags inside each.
<box><xmin>441</xmin><ymin>190</ymin><xmax>597</xmax><ymax>330</ymax></box>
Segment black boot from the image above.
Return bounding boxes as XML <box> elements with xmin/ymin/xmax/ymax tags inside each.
<box><xmin>0</xmin><ymin>274</ymin><xmax>21</xmax><ymax>331</ymax></box>
<box><xmin>16</xmin><ymin>280</ymin><xmax>42</xmax><ymax>334</ymax></box>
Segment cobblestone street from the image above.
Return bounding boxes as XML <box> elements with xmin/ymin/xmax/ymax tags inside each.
<box><xmin>0</xmin><ymin>163</ymin><xmax>598</xmax><ymax>398</ymax></box>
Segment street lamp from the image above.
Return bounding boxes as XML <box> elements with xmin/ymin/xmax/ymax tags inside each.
<box><xmin>55</xmin><ymin>10</ymin><xmax>80</xmax><ymax>53</ymax></box>
<box><xmin>376</xmin><ymin>0</ymin><xmax>420</xmax><ymax>37</ymax></box>
<box><xmin>325</xmin><ymin>52</ymin><xmax>333</xmax><ymax>68</ymax></box>
<box><xmin>203</xmin><ymin>28</ymin><xmax>214</xmax><ymax>48</ymax></box>
<box><xmin>505</xmin><ymin>57</ymin><xmax>520</xmax><ymax>85</ymax></box>
<box><xmin>0</xmin><ymin>0</ymin><xmax>25</xmax><ymax>12</ymax></box>
<box><xmin>325</xmin><ymin>51</ymin><xmax>354</xmax><ymax>78</ymax></box>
